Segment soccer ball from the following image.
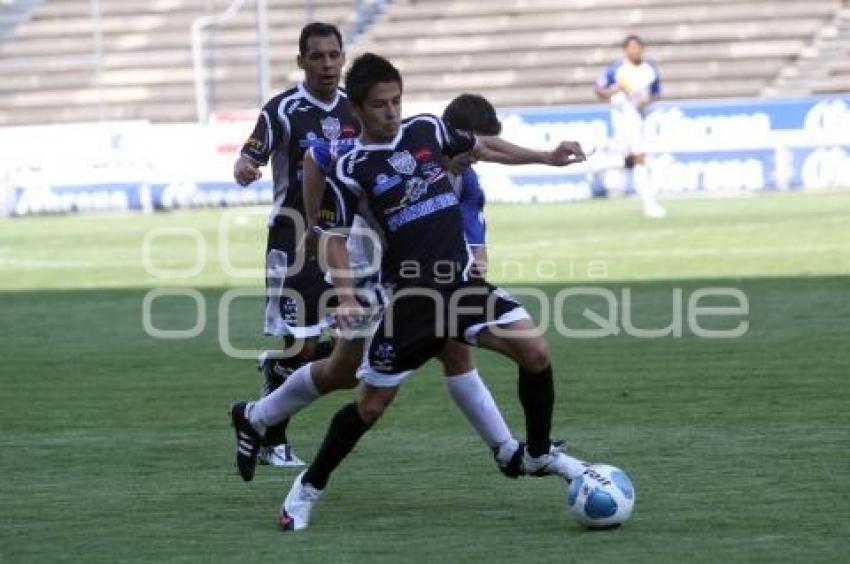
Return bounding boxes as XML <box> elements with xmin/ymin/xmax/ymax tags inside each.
<box><xmin>566</xmin><ymin>463</ymin><xmax>635</xmax><ymax>528</ymax></box>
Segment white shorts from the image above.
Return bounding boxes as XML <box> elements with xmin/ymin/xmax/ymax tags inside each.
<box><xmin>611</xmin><ymin>102</ymin><xmax>646</xmax><ymax>156</ymax></box>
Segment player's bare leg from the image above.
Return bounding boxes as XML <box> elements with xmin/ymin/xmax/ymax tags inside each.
<box><xmin>475</xmin><ymin>318</ymin><xmax>587</xmax><ymax>480</ymax></box>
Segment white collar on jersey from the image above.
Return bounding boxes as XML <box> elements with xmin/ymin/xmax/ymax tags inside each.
<box><xmin>297</xmin><ymin>82</ymin><xmax>341</xmax><ymax>112</ymax></box>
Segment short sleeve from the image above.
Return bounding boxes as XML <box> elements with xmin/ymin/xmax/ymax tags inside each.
<box><xmin>596</xmin><ymin>61</ymin><xmax>618</xmax><ymax>89</ymax></box>
<box><xmin>240</xmin><ymin>101</ymin><xmax>287</xmax><ymax>165</ymax></box>
<box><xmin>438</xmin><ymin>118</ymin><xmax>476</xmax><ymax>158</ymax></box>
<box><xmin>649</xmin><ymin>62</ymin><xmax>661</xmax><ymax>97</ymax></box>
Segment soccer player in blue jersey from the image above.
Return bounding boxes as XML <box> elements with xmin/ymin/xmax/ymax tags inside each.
<box><xmin>442</xmin><ymin>93</ymin><xmax>501</xmax><ymax>277</ymax></box>
<box><xmin>595</xmin><ymin>34</ymin><xmax>666</xmax><ymax>218</ymax></box>
<box><xmin>275</xmin><ymin>53</ymin><xmax>588</xmax><ymax>531</ymax></box>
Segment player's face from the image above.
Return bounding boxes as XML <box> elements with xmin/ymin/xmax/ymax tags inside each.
<box><xmin>356</xmin><ymin>81</ymin><xmax>402</xmax><ymax>143</ymax></box>
<box><xmin>298</xmin><ymin>34</ymin><xmax>344</xmax><ymax>98</ymax></box>
<box><xmin>624</xmin><ymin>40</ymin><xmax>644</xmax><ymax>64</ymax></box>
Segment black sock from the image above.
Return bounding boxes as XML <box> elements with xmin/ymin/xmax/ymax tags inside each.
<box><xmin>518</xmin><ymin>364</ymin><xmax>554</xmax><ymax>457</ymax></box>
<box><xmin>302</xmin><ymin>402</ymin><xmax>372</xmax><ymax>490</ymax></box>
<box><xmin>263</xmin><ymin>419</ymin><xmax>289</xmax><ymax>447</ymax></box>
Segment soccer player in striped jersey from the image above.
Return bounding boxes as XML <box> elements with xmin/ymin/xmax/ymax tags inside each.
<box><xmin>231</xmin><ymin>94</ymin><xmax>543</xmax><ymax>485</ymax></box>
<box><xmin>275</xmin><ymin>53</ymin><xmax>589</xmax><ymax>532</ymax></box>
<box><xmin>232</xmin><ymin>22</ymin><xmax>359</xmax><ymax>467</ymax></box>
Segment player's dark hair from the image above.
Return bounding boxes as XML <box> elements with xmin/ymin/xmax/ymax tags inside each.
<box><xmin>345</xmin><ymin>53</ymin><xmax>403</xmax><ymax>106</ymax></box>
<box><xmin>442</xmin><ymin>93</ymin><xmax>502</xmax><ymax>136</ymax></box>
<box><xmin>623</xmin><ymin>34</ymin><xmax>644</xmax><ymax>48</ymax></box>
<box><xmin>299</xmin><ymin>22</ymin><xmax>343</xmax><ymax>55</ymax></box>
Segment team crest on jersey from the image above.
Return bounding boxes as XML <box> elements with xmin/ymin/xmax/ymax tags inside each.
<box><xmin>387</xmin><ymin>150</ymin><xmax>417</xmax><ymax>175</ymax></box>
<box><xmin>321</xmin><ymin>117</ymin><xmax>341</xmax><ymax>140</ymax></box>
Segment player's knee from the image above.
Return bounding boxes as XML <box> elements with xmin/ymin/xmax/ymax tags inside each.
<box><xmin>437</xmin><ymin>343</ymin><xmax>474</xmax><ymax>376</ymax></box>
<box><xmin>357</xmin><ymin>395</ymin><xmax>390</xmax><ymax>425</ymax></box>
<box><xmin>517</xmin><ymin>339</ymin><xmax>550</xmax><ymax>373</ymax></box>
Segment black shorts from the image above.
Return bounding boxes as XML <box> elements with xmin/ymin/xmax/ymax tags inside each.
<box><xmin>263</xmin><ymin>220</ymin><xmax>332</xmax><ymax>338</ymax></box>
<box><xmin>359</xmin><ymin>280</ymin><xmax>530</xmax><ymax>387</ymax></box>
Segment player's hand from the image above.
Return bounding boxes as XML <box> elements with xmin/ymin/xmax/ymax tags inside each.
<box><xmin>445</xmin><ymin>153</ymin><xmax>477</xmax><ymax>175</ymax></box>
<box><xmin>335</xmin><ymin>295</ymin><xmax>368</xmax><ymax>332</ymax></box>
<box><xmin>635</xmin><ymin>92</ymin><xmax>651</xmax><ymax>112</ymax></box>
<box><xmin>234</xmin><ymin>155</ymin><xmax>262</xmax><ymax>187</ymax></box>
<box><xmin>547</xmin><ymin>141</ymin><xmax>586</xmax><ymax>166</ymax></box>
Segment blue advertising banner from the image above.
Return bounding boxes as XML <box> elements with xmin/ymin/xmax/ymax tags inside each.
<box><xmin>2</xmin><ymin>95</ymin><xmax>849</xmax><ymax>215</ymax></box>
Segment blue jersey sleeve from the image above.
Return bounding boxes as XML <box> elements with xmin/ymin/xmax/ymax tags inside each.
<box><xmin>649</xmin><ymin>61</ymin><xmax>661</xmax><ymax>97</ymax></box>
<box><xmin>596</xmin><ymin>60</ymin><xmax>619</xmax><ymax>89</ymax></box>
<box><xmin>459</xmin><ymin>169</ymin><xmax>486</xmax><ymax>246</ymax></box>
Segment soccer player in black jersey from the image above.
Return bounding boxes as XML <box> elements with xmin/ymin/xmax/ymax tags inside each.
<box><xmin>231</xmin><ymin>22</ymin><xmax>359</xmax><ymax>467</ymax></box>
<box><xmin>229</xmin><ymin>26</ymin><xmax>529</xmax><ymax>484</ymax></box>
<box><xmin>277</xmin><ymin>53</ymin><xmax>589</xmax><ymax>531</ymax></box>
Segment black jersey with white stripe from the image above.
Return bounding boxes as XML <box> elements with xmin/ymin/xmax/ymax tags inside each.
<box><xmin>327</xmin><ymin>114</ymin><xmax>477</xmax><ymax>290</ymax></box>
<box><xmin>240</xmin><ymin>83</ymin><xmax>360</xmax><ymax>236</ymax></box>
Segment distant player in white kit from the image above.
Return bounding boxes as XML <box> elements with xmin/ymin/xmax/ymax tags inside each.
<box><xmin>595</xmin><ymin>34</ymin><xmax>666</xmax><ymax>218</ymax></box>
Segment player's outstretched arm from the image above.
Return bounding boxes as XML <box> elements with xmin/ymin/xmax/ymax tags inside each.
<box><xmin>473</xmin><ymin>136</ymin><xmax>586</xmax><ymax>167</ymax></box>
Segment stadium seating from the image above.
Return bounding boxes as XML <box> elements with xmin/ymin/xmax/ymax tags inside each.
<box><xmin>0</xmin><ymin>0</ymin><xmax>362</xmax><ymax>125</ymax></box>
<box><xmin>359</xmin><ymin>0</ymin><xmax>845</xmax><ymax>106</ymax></box>
<box><xmin>0</xmin><ymin>0</ymin><xmax>847</xmax><ymax>125</ymax></box>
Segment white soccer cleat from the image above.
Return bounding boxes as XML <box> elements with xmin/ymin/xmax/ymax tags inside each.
<box><xmin>279</xmin><ymin>471</ymin><xmax>323</xmax><ymax>532</ymax></box>
<box><xmin>523</xmin><ymin>444</ymin><xmax>589</xmax><ymax>482</ymax></box>
<box><xmin>258</xmin><ymin>444</ymin><xmax>305</xmax><ymax>467</ymax></box>
<box><xmin>643</xmin><ymin>202</ymin><xmax>667</xmax><ymax>219</ymax></box>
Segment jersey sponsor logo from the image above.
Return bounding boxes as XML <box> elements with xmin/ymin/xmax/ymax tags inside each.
<box><xmin>321</xmin><ymin>117</ymin><xmax>341</xmax><ymax>140</ymax></box>
<box><xmin>419</xmin><ymin>161</ymin><xmax>445</xmax><ymax>184</ymax></box>
<box><xmin>384</xmin><ymin>177</ymin><xmax>430</xmax><ymax>215</ymax></box>
<box><xmin>414</xmin><ymin>147</ymin><xmax>433</xmax><ymax>162</ymax></box>
<box><xmin>318</xmin><ymin>209</ymin><xmax>337</xmax><ymax>223</ymax></box>
<box><xmin>373</xmin><ymin>173</ymin><xmax>403</xmax><ymax>196</ymax></box>
<box><xmin>299</xmin><ymin>132</ymin><xmax>330</xmax><ymax>150</ymax></box>
<box><xmin>387</xmin><ymin>150</ymin><xmax>417</xmax><ymax>175</ymax></box>
<box><xmin>386</xmin><ymin>192</ymin><xmax>457</xmax><ymax>232</ymax></box>
<box><xmin>372</xmin><ymin>342</ymin><xmax>396</xmax><ymax>371</ymax></box>
<box><xmin>286</xmin><ymin>101</ymin><xmax>311</xmax><ymax>114</ymax></box>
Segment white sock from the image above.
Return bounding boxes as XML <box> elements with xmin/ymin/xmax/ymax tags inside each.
<box><xmin>633</xmin><ymin>164</ymin><xmax>660</xmax><ymax>209</ymax></box>
<box><xmin>248</xmin><ymin>363</ymin><xmax>320</xmax><ymax>434</ymax></box>
<box><xmin>446</xmin><ymin>369</ymin><xmax>516</xmax><ymax>460</ymax></box>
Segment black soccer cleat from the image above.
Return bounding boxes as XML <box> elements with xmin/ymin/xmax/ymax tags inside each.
<box><xmin>230</xmin><ymin>401</ymin><xmax>261</xmax><ymax>482</ymax></box>
<box><xmin>495</xmin><ymin>439</ymin><xmax>569</xmax><ymax>479</ymax></box>
<box><xmin>495</xmin><ymin>441</ymin><xmax>526</xmax><ymax>479</ymax></box>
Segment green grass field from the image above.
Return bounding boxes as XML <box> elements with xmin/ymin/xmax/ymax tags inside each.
<box><xmin>1</xmin><ymin>192</ymin><xmax>849</xmax><ymax>563</ymax></box>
